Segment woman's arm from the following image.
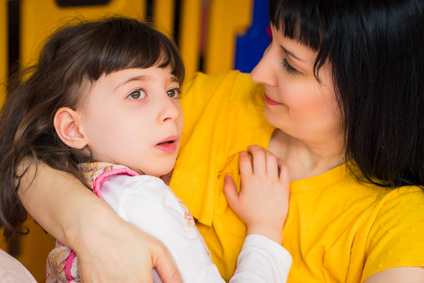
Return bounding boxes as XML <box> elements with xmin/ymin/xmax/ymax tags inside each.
<box><xmin>17</xmin><ymin>161</ymin><xmax>182</xmax><ymax>282</ymax></box>
<box><xmin>364</xmin><ymin>267</ymin><xmax>424</xmax><ymax>283</ymax></box>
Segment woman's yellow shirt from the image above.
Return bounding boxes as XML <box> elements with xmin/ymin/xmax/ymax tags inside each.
<box><xmin>171</xmin><ymin>71</ymin><xmax>424</xmax><ymax>282</ymax></box>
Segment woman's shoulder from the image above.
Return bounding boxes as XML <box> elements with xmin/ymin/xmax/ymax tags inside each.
<box><xmin>181</xmin><ymin>71</ymin><xmax>261</xmax><ymax>105</ymax></box>
<box><xmin>180</xmin><ymin>71</ymin><xmax>270</xmax><ymax>140</ymax></box>
<box><xmin>361</xmin><ymin>185</ymin><xmax>424</xmax><ymax>281</ymax></box>
<box><xmin>183</xmin><ymin>71</ymin><xmax>254</xmax><ymax>90</ymax></box>
<box><xmin>375</xmin><ymin>185</ymin><xmax>424</xmax><ymax>217</ymax></box>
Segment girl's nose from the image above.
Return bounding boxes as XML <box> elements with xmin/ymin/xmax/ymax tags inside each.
<box><xmin>251</xmin><ymin>45</ymin><xmax>278</xmax><ymax>87</ymax></box>
<box><xmin>160</xmin><ymin>95</ymin><xmax>181</xmax><ymax>123</ymax></box>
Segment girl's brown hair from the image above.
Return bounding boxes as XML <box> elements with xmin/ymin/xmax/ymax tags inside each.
<box><xmin>0</xmin><ymin>17</ymin><xmax>185</xmax><ymax>239</ymax></box>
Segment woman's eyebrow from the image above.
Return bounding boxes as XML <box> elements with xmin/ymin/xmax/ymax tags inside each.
<box><xmin>280</xmin><ymin>45</ymin><xmax>305</xmax><ymax>62</ymax></box>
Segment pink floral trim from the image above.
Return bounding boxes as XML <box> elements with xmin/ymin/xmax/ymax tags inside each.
<box><xmin>92</xmin><ymin>167</ymin><xmax>139</xmax><ymax>199</ymax></box>
<box><xmin>64</xmin><ymin>250</ymin><xmax>77</xmax><ymax>281</ymax></box>
<box><xmin>78</xmin><ymin>162</ymin><xmax>139</xmax><ymax>200</ymax></box>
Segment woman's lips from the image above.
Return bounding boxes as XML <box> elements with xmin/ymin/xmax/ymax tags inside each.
<box><xmin>264</xmin><ymin>94</ymin><xmax>281</xmax><ymax>105</ymax></box>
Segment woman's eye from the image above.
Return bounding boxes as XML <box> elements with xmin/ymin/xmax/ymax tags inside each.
<box><xmin>167</xmin><ymin>88</ymin><xmax>181</xmax><ymax>98</ymax></box>
<box><xmin>282</xmin><ymin>58</ymin><xmax>298</xmax><ymax>75</ymax></box>
<box><xmin>128</xmin><ymin>89</ymin><xmax>146</xmax><ymax>100</ymax></box>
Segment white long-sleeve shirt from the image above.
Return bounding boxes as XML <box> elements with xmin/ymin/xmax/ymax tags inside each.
<box><xmin>100</xmin><ymin>174</ymin><xmax>292</xmax><ymax>282</ymax></box>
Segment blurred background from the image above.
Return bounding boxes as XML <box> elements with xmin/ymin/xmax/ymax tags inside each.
<box><xmin>0</xmin><ymin>0</ymin><xmax>270</xmax><ymax>281</ymax></box>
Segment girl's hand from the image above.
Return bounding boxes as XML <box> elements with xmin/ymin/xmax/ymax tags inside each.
<box><xmin>224</xmin><ymin>145</ymin><xmax>289</xmax><ymax>243</ymax></box>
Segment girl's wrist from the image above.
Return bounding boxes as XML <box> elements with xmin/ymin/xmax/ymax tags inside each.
<box><xmin>246</xmin><ymin>224</ymin><xmax>283</xmax><ymax>244</ymax></box>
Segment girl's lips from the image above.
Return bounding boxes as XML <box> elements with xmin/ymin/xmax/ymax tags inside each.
<box><xmin>264</xmin><ymin>94</ymin><xmax>281</xmax><ymax>105</ymax></box>
<box><xmin>156</xmin><ymin>142</ymin><xmax>177</xmax><ymax>153</ymax></box>
<box><xmin>156</xmin><ymin>135</ymin><xmax>179</xmax><ymax>153</ymax></box>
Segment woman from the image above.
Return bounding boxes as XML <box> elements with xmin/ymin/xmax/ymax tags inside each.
<box><xmin>3</xmin><ymin>0</ymin><xmax>424</xmax><ymax>282</ymax></box>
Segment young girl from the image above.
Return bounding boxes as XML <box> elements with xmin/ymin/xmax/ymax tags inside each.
<box><xmin>0</xmin><ymin>17</ymin><xmax>292</xmax><ymax>282</ymax></box>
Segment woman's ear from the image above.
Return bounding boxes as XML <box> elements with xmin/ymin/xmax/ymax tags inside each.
<box><xmin>54</xmin><ymin>107</ymin><xmax>87</xmax><ymax>149</ymax></box>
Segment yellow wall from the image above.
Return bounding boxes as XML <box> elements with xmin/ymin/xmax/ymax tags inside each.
<box><xmin>20</xmin><ymin>0</ymin><xmax>146</xmax><ymax>69</ymax></box>
<box><xmin>13</xmin><ymin>217</ymin><xmax>55</xmax><ymax>281</ymax></box>
<box><xmin>19</xmin><ymin>0</ymin><xmax>254</xmax><ymax>81</ymax></box>
<box><xmin>205</xmin><ymin>0</ymin><xmax>253</xmax><ymax>74</ymax></box>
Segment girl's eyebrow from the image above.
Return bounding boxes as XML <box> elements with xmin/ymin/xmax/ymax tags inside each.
<box><xmin>280</xmin><ymin>45</ymin><xmax>305</xmax><ymax>62</ymax></box>
<box><xmin>114</xmin><ymin>75</ymin><xmax>148</xmax><ymax>91</ymax></box>
<box><xmin>114</xmin><ymin>74</ymin><xmax>179</xmax><ymax>91</ymax></box>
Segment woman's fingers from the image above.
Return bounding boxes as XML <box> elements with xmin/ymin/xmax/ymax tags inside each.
<box><xmin>152</xmin><ymin>241</ymin><xmax>183</xmax><ymax>283</ymax></box>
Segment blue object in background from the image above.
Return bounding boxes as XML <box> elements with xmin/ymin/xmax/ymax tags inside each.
<box><xmin>234</xmin><ymin>0</ymin><xmax>270</xmax><ymax>73</ymax></box>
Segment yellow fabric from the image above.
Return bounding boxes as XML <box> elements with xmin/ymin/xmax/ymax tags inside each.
<box><xmin>171</xmin><ymin>71</ymin><xmax>424</xmax><ymax>282</ymax></box>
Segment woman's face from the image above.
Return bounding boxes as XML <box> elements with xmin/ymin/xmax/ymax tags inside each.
<box><xmin>251</xmin><ymin>24</ymin><xmax>343</xmax><ymax>145</ymax></box>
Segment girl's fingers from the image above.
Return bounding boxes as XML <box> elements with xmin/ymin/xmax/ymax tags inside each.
<box><xmin>239</xmin><ymin>151</ymin><xmax>253</xmax><ymax>176</ymax></box>
<box><xmin>278</xmin><ymin>160</ymin><xmax>290</xmax><ymax>185</ymax></box>
<box><xmin>247</xmin><ymin>145</ymin><xmax>282</xmax><ymax>178</ymax></box>
<box><xmin>223</xmin><ymin>175</ymin><xmax>239</xmax><ymax>211</ymax></box>
<box><xmin>247</xmin><ymin>145</ymin><xmax>267</xmax><ymax>176</ymax></box>
<box><xmin>266</xmin><ymin>152</ymin><xmax>279</xmax><ymax>178</ymax></box>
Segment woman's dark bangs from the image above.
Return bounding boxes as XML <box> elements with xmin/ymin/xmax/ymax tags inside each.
<box><xmin>269</xmin><ymin>0</ymin><xmax>323</xmax><ymax>51</ymax></box>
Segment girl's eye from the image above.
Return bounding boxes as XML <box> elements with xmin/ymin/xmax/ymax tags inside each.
<box><xmin>167</xmin><ymin>88</ymin><xmax>181</xmax><ymax>98</ymax></box>
<box><xmin>282</xmin><ymin>58</ymin><xmax>298</xmax><ymax>75</ymax></box>
<box><xmin>128</xmin><ymin>89</ymin><xmax>146</xmax><ymax>100</ymax></box>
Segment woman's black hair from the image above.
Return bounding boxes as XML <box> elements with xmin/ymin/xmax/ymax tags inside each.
<box><xmin>269</xmin><ymin>0</ymin><xmax>424</xmax><ymax>187</ymax></box>
<box><xmin>0</xmin><ymin>17</ymin><xmax>185</xmax><ymax>239</ymax></box>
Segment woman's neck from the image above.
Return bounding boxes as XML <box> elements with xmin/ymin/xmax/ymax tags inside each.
<box><xmin>268</xmin><ymin>129</ymin><xmax>345</xmax><ymax>181</ymax></box>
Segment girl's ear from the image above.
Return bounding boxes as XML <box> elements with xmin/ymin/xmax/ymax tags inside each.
<box><xmin>54</xmin><ymin>107</ymin><xmax>87</xmax><ymax>149</ymax></box>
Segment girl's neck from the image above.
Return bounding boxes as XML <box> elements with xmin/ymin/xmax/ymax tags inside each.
<box><xmin>268</xmin><ymin>129</ymin><xmax>345</xmax><ymax>181</ymax></box>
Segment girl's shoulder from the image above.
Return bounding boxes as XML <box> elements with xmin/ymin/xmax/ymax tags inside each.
<box><xmin>0</xmin><ymin>249</ymin><xmax>37</xmax><ymax>283</ymax></box>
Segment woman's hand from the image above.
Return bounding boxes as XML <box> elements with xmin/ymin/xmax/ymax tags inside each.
<box><xmin>223</xmin><ymin>145</ymin><xmax>290</xmax><ymax>244</ymax></box>
<box><xmin>18</xmin><ymin>161</ymin><xmax>182</xmax><ymax>282</ymax></box>
<box><xmin>75</xmin><ymin>214</ymin><xmax>182</xmax><ymax>282</ymax></box>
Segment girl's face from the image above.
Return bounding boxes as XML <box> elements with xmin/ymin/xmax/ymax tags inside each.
<box><xmin>78</xmin><ymin>66</ymin><xmax>183</xmax><ymax>176</ymax></box>
<box><xmin>251</xmin><ymin>25</ymin><xmax>343</xmax><ymax>145</ymax></box>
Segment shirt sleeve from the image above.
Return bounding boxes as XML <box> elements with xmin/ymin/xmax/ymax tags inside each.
<box><xmin>361</xmin><ymin>187</ymin><xmax>424</xmax><ymax>281</ymax></box>
<box><xmin>231</xmin><ymin>234</ymin><xmax>292</xmax><ymax>283</ymax></box>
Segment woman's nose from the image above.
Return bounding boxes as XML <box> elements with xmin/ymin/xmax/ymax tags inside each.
<box><xmin>251</xmin><ymin>45</ymin><xmax>278</xmax><ymax>86</ymax></box>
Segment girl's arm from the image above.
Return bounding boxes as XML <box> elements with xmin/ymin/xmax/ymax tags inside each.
<box><xmin>224</xmin><ymin>145</ymin><xmax>291</xmax><ymax>282</ymax></box>
<box><xmin>17</xmin><ymin>161</ymin><xmax>182</xmax><ymax>282</ymax></box>
<box><xmin>224</xmin><ymin>145</ymin><xmax>289</xmax><ymax>243</ymax></box>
